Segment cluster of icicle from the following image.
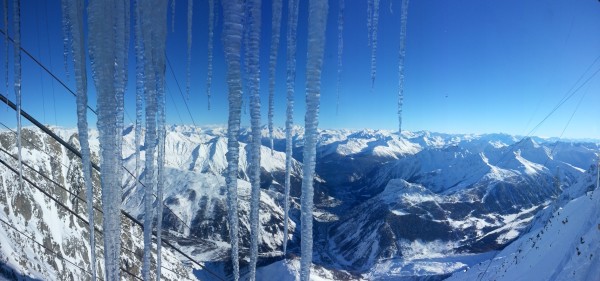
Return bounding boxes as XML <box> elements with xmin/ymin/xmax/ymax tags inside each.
<box><xmin>137</xmin><ymin>0</ymin><xmax>168</xmax><ymax>280</ymax></box>
<box><xmin>60</xmin><ymin>0</ymin><xmax>168</xmax><ymax>280</ymax></box>
<box><xmin>55</xmin><ymin>0</ymin><xmax>409</xmax><ymax>280</ymax></box>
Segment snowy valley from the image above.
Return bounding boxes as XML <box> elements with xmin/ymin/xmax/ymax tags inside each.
<box><xmin>0</xmin><ymin>125</ymin><xmax>598</xmax><ymax>280</ymax></box>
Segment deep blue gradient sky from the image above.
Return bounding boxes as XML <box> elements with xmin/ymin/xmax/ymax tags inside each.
<box><xmin>2</xmin><ymin>0</ymin><xmax>600</xmax><ymax>138</ymax></box>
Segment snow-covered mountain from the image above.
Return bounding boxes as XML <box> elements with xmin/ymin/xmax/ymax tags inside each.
<box><xmin>0</xmin><ymin>127</ymin><xmax>193</xmax><ymax>280</ymax></box>
<box><xmin>447</xmin><ymin>165</ymin><xmax>600</xmax><ymax>281</ymax></box>
<box><xmin>0</xmin><ymin>125</ymin><xmax>598</xmax><ymax>280</ymax></box>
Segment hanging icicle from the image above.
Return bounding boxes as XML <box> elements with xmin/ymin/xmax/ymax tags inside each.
<box><xmin>367</xmin><ymin>0</ymin><xmax>372</xmax><ymax>46</ymax></box>
<box><xmin>221</xmin><ymin>0</ymin><xmax>244</xmax><ymax>279</ymax></box>
<box><xmin>186</xmin><ymin>0</ymin><xmax>193</xmax><ymax>100</ymax></box>
<box><xmin>246</xmin><ymin>0</ymin><xmax>262</xmax><ymax>279</ymax></box>
<box><xmin>336</xmin><ymin>0</ymin><xmax>344</xmax><ymax>114</ymax></box>
<box><xmin>156</xmin><ymin>65</ymin><xmax>167</xmax><ymax>281</ymax></box>
<box><xmin>12</xmin><ymin>0</ymin><xmax>23</xmax><ymax>190</ymax></box>
<box><xmin>242</xmin><ymin>0</ymin><xmax>251</xmax><ymax>116</ymax></box>
<box><xmin>370</xmin><ymin>0</ymin><xmax>380</xmax><ymax>88</ymax></box>
<box><xmin>283</xmin><ymin>0</ymin><xmax>299</xmax><ymax>256</ymax></box>
<box><xmin>206</xmin><ymin>0</ymin><xmax>214</xmax><ymax>110</ymax></box>
<box><xmin>398</xmin><ymin>0</ymin><xmax>409</xmax><ymax>134</ymax></box>
<box><xmin>267</xmin><ymin>0</ymin><xmax>282</xmax><ymax>155</ymax></box>
<box><xmin>113</xmin><ymin>2</ymin><xmax>129</xmax><ymax>276</ymax></box>
<box><xmin>301</xmin><ymin>0</ymin><xmax>328</xmax><ymax>280</ymax></box>
<box><xmin>171</xmin><ymin>0</ymin><xmax>176</xmax><ymax>32</ymax></box>
<box><xmin>65</xmin><ymin>0</ymin><xmax>96</xmax><ymax>279</ymax></box>
<box><xmin>3</xmin><ymin>0</ymin><xmax>7</xmax><ymax>91</ymax></box>
<box><xmin>137</xmin><ymin>0</ymin><xmax>168</xmax><ymax>279</ymax></box>
<box><xmin>60</xmin><ymin>0</ymin><xmax>70</xmax><ymax>80</ymax></box>
<box><xmin>87</xmin><ymin>0</ymin><xmax>127</xmax><ymax>278</ymax></box>
<box><xmin>134</xmin><ymin>0</ymin><xmax>145</xmax><ymax>182</ymax></box>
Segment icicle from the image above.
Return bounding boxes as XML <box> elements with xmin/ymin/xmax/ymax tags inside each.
<box><xmin>65</xmin><ymin>0</ymin><xmax>96</xmax><ymax>279</ymax></box>
<box><xmin>370</xmin><ymin>0</ymin><xmax>379</xmax><ymax>88</ymax></box>
<box><xmin>113</xmin><ymin>2</ymin><xmax>129</xmax><ymax>277</ymax></box>
<box><xmin>61</xmin><ymin>0</ymin><xmax>70</xmax><ymax>80</ymax></box>
<box><xmin>156</xmin><ymin>71</ymin><xmax>166</xmax><ymax>281</ymax></box>
<box><xmin>300</xmin><ymin>0</ymin><xmax>328</xmax><ymax>280</ymax></box>
<box><xmin>3</xmin><ymin>0</ymin><xmax>7</xmax><ymax>91</ymax></box>
<box><xmin>367</xmin><ymin>0</ymin><xmax>372</xmax><ymax>46</ymax></box>
<box><xmin>88</xmin><ymin>0</ymin><xmax>121</xmax><ymax>279</ymax></box>
<box><xmin>137</xmin><ymin>0</ymin><xmax>168</xmax><ymax>279</ymax></box>
<box><xmin>283</xmin><ymin>0</ymin><xmax>299</xmax><ymax>256</ymax></box>
<box><xmin>267</xmin><ymin>0</ymin><xmax>282</xmax><ymax>155</ymax></box>
<box><xmin>88</xmin><ymin>0</ymin><xmax>130</xmax><ymax>279</ymax></box>
<box><xmin>206</xmin><ymin>0</ymin><xmax>214</xmax><ymax>110</ymax></box>
<box><xmin>221</xmin><ymin>0</ymin><xmax>244</xmax><ymax>279</ymax></box>
<box><xmin>134</xmin><ymin>0</ymin><xmax>145</xmax><ymax>181</ymax></box>
<box><xmin>186</xmin><ymin>0</ymin><xmax>192</xmax><ymax>100</ymax></box>
<box><xmin>336</xmin><ymin>0</ymin><xmax>344</xmax><ymax>115</ymax></box>
<box><xmin>246</xmin><ymin>0</ymin><xmax>262</xmax><ymax>279</ymax></box>
<box><xmin>171</xmin><ymin>0</ymin><xmax>175</xmax><ymax>32</ymax></box>
<box><xmin>13</xmin><ymin>0</ymin><xmax>23</xmax><ymax>190</ymax></box>
<box><xmin>242</xmin><ymin>0</ymin><xmax>250</xmax><ymax>116</ymax></box>
<box><xmin>398</xmin><ymin>0</ymin><xmax>409</xmax><ymax>134</ymax></box>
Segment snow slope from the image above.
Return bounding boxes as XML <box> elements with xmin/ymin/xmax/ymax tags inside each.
<box><xmin>447</xmin><ymin>166</ymin><xmax>600</xmax><ymax>281</ymax></box>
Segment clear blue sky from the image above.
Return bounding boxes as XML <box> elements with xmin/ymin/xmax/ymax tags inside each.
<box><xmin>2</xmin><ymin>0</ymin><xmax>600</xmax><ymax>139</ymax></box>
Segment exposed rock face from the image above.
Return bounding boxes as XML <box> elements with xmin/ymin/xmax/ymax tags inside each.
<box><xmin>0</xmin><ymin>127</ymin><xmax>193</xmax><ymax>280</ymax></box>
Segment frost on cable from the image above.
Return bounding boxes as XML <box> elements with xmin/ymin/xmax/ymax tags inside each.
<box><xmin>87</xmin><ymin>0</ymin><xmax>129</xmax><ymax>279</ymax></box>
<box><xmin>283</xmin><ymin>0</ymin><xmax>299</xmax><ymax>256</ymax></box>
<box><xmin>12</xmin><ymin>0</ymin><xmax>23</xmax><ymax>189</ymax></box>
<box><xmin>336</xmin><ymin>0</ymin><xmax>344</xmax><ymax>114</ymax></box>
<box><xmin>267</xmin><ymin>0</ymin><xmax>282</xmax><ymax>155</ymax></box>
<box><xmin>246</xmin><ymin>0</ymin><xmax>262</xmax><ymax>279</ymax></box>
<box><xmin>206</xmin><ymin>0</ymin><xmax>215</xmax><ymax>110</ymax></box>
<box><xmin>370</xmin><ymin>0</ymin><xmax>379</xmax><ymax>88</ymax></box>
<box><xmin>65</xmin><ymin>0</ymin><xmax>96</xmax><ymax>279</ymax></box>
<box><xmin>186</xmin><ymin>0</ymin><xmax>193</xmax><ymax>100</ymax></box>
<box><xmin>136</xmin><ymin>0</ymin><xmax>168</xmax><ymax>280</ymax></box>
<box><xmin>398</xmin><ymin>0</ymin><xmax>409</xmax><ymax>134</ymax></box>
<box><xmin>301</xmin><ymin>0</ymin><xmax>328</xmax><ymax>280</ymax></box>
<box><xmin>221</xmin><ymin>0</ymin><xmax>244</xmax><ymax>279</ymax></box>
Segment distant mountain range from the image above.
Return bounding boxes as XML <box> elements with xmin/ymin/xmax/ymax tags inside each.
<box><xmin>0</xmin><ymin>125</ymin><xmax>598</xmax><ymax>280</ymax></box>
